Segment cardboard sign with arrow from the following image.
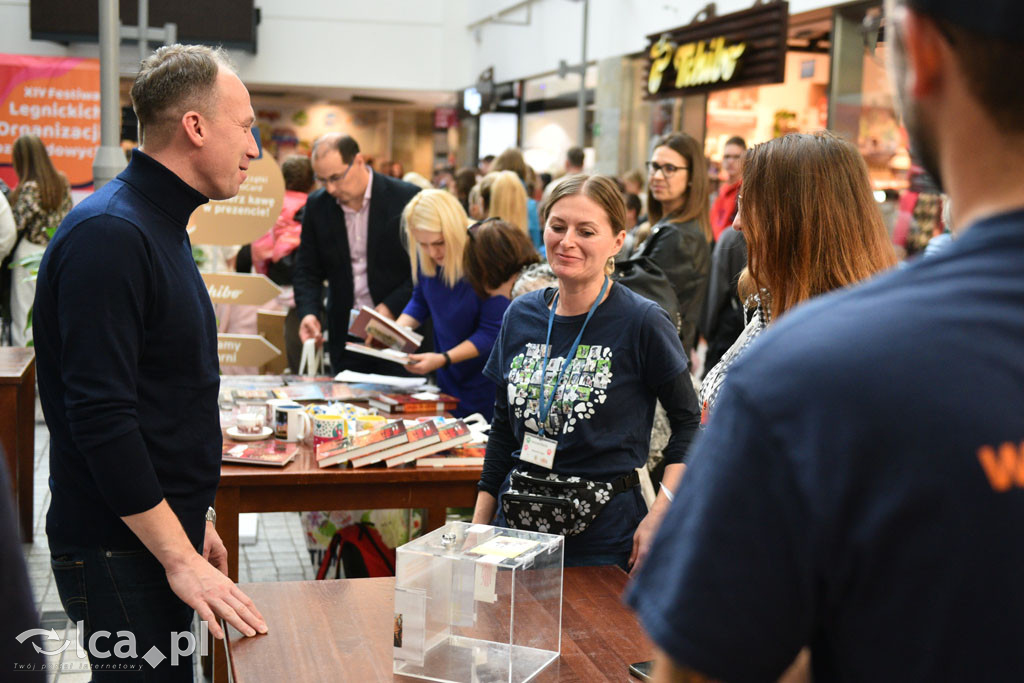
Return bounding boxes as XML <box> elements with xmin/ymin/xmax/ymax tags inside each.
<box><xmin>203</xmin><ymin>273</ymin><xmax>282</xmax><ymax>306</ymax></box>
<box><xmin>218</xmin><ymin>334</ymin><xmax>281</xmax><ymax>367</ymax></box>
<box><xmin>188</xmin><ymin>155</ymin><xmax>285</xmax><ymax>246</ymax></box>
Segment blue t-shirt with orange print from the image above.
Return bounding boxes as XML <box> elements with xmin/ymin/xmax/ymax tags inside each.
<box><xmin>628</xmin><ymin>209</ymin><xmax>1024</xmax><ymax>681</ymax></box>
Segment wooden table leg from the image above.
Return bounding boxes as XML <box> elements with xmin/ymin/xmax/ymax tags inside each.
<box><xmin>214</xmin><ymin>632</ymin><xmax>229</xmax><ymax>683</ymax></box>
<box><xmin>425</xmin><ymin>505</ymin><xmax>448</xmax><ymax>532</ymax></box>
<box><xmin>215</xmin><ymin>485</ymin><xmax>241</xmax><ymax>582</ymax></box>
<box><xmin>212</xmin><ymin>485</ymin><xmax>240</xmax><ymax>682</ymax></box>
<box><xmin>0</xmin><ymin>387</ymin><xmax>18</xmax><ymax>518</ymax></box>
<box><xmin>17</xmin><ymin>362</ymin><xmax>34</xmax><ymax>542</ymax></box>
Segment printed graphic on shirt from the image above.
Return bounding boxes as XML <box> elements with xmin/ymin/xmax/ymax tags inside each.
<box><xmin>977</xmin><ymin>441</ymin><xmax>1024</xmax><ymax>492</ymax></box>
<box><xmin>507</xmin><ymin>343</ymin><xmax>613</xmax><ymax>436</ymax></box>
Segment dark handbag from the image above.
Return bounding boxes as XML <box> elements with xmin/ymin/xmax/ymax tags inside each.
<box><xmin>613</xmin><ymin>223</ymin><xmax>682</xmax><ymax>332</ymax></box>
<box><xmin>501</xmin><ymin>468</ymin><xmax>640</xmax><ymax>536</ymax></box>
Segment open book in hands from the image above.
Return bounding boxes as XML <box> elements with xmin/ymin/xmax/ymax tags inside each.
<box><xmin>348</xmin><ymin>306</ymin><xmax>423</xmax><ymax>353</ymax></box>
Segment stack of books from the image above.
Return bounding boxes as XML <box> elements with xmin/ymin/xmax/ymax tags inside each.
<box><xmin>315</xmin><ymin>418</ymin><xmax>474</xmax><ymax>468</ymax></box>
<box><xmin>368</xmin><ymin>392</ymin><xmax>460</xmax><ymax>415</ymax></box>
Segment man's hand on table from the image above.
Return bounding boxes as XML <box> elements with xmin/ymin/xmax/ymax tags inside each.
<box><xmin>123</xmin><ymin>497</ymin><xmax>267</xmax><ymax>641</ymax></box>
<box><xmin>166</xmin><ymin>549</ymin><xmax>267</xmax><ymax>640</ymax></box>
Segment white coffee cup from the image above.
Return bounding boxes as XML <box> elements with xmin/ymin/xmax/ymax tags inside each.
<box><xmin>236</xmin><ymin>411</ymin><xmax>265</xmax><ymax>435</ymax></box>
<box><xmin>265</xmin><ymin>398</ymin><xmax>294</xmax><ymax>424</ymax></box>
<box><xmin>273</xmin><ymin>403</ymin><xmax>312</xmax><ymax>442</ymax></box>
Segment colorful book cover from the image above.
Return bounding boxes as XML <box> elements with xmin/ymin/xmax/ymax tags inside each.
<box><xmin>272</xmin><ymin>384</ymin><xmax>325</xmax><ymax>402</ymax></box>
<box><xmin>368</xmin><ymin>392</ymin><xmax>460</xmax><ymax>414</ymax></box>
<box><xmin>388</xmin><ymin>420</ymin><xmax>474</xmax><ymax>467</ymax></box>
<box><xmin>231</xmin><ymin>388</ymin><xmax>276</xmax><ymax>403</ymax></box>
<box><xmin>282</xmin><ymin>374</ymin><xmax>336</xmax><ymax>384</ymax></box>
<box><xmin>317</xmin><ymin>383</ymin><xmax>378</xmax><ymax>401</ymax></box>
<box><xmin>355</xmin><ymin>420</ymin><xmax>442</xmax><ymax>468</ymax></box>
<box><xmin>316</xmin><ymin>420</ymin><xmax>408</xmax><ymax>468</ymax></box>
<box><xmin>222</xmin><ymin>441</ymin><xmax>298</xmax><ymax>467</ymax></box>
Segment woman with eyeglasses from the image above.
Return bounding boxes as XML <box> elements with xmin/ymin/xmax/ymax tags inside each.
<box><xmin>633</xmin><ymin>133</ymin><xmax>712</xmax><ymax>355</ymax></box>
<box><xmin>392</xmin><ymin>190</ymin><xmax>509</xmax><ymax>420</ymax></box>
<box><xmin>471</xmin><ymin>175</ymin><xmax>701</xmax><ymax>572</ymax></box>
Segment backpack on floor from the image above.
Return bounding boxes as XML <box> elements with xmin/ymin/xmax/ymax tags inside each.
<box><xmin>316</xmin><ymin>522</ymin><xmax>396</xmax><ymax>579</ymax></box>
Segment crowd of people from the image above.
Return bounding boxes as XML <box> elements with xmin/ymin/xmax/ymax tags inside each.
<box><xmin>5</xmin><ymin>0</ymin><xmax>1024</xmax><ymax>678</ymax></box>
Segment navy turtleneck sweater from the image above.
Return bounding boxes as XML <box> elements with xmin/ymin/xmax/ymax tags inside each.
<box><xmin>35</xmin><ymin>150</ymin><xmax>220</xmax><ymax>551</ymax></box>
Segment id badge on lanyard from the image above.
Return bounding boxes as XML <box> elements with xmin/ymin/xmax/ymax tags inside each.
<box><xmin>519</xmin><ymin>277</ymin><xmax>608</xmax><ymax>469</ymax></box>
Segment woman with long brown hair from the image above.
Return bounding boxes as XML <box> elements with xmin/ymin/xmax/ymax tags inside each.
<box><xmin>8</xmin><ymin>134</ymin><xmax>72</xmax><ymax>345</ymax></box>
<box><xmin>700</xmin><ymin>131</ymin><xmax>897</xmax><ymax>419</ymax></box>
<box><xmin>632</xmin><ymin>132</ymin><xmax>711</xmax><ymax>355</ymax></box>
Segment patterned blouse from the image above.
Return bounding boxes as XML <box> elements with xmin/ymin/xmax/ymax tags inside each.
<box><xmin>12</xmin><ymin>180</ymin><xmax>72</xmax><ymax>246</ymax></box>
<box><xmin>699</xmin><ymin>294</ymin><xmax>769</xmax><ymax>424</ymax></box>
<box><xmin>509</xmin><ymin>261</ymin><xmax>557</xmax><ymax>299</ymax></box>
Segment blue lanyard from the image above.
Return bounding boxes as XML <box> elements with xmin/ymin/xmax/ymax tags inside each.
<box><xmin>536</xmin><ymin>276</ymin><xmax>609</xmax><ymax>438</ymax></box>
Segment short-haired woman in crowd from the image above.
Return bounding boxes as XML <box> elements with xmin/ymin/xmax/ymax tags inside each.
<box><xmin>700</xmin><ymin>131</ymin><xmax>897</xmax><ymax>420</ymax></box>
<box><xmin>9</xmin><ymin>134</ymin><xmax>72</xmax><ymax>346</ymax></box>
<box><xmin>472</xmin><ymin>175</ymin><xmax>700</xmax><ymax>572</ymax></box>
<box><xmin>638</xmin><ymin>133</ymin><xmax>712</xmax><ymax>355</ymax></box>
<box><xmin>462</xmin><ymin>218</ymin><xmax>555</xmax><ymax>301</ymax></box>
<box><xmin>394</xmin><ymin>190</ymin><xmax>508</xmax><ymax>419</ymax></box>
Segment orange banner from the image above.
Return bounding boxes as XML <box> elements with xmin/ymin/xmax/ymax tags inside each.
<box><xmin>0</xmin><ymin>54</ymin><xmax>101</xmax><ymax>188</ymax></box>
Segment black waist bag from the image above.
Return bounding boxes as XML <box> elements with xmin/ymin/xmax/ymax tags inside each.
<box><xmin>502</xmin><ymin>468</ymin><xmax>640</xmax><ymax>537</ymax></box>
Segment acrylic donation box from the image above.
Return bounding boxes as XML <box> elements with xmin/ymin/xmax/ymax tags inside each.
<box><xmin>392</xmin><ymin>522</ymin><xmax>564</xmax><ymax>682</ymax></box>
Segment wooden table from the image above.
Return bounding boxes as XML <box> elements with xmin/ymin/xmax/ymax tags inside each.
<box><xmin>224</xmin><ymin>566</ymin><xmax>653</xmax><ymax>682</ymax></box>
<box><xmin>216</xmin><ymin>446</ymin><xmax>482</xmax><ymax>582</ymax></box>
<box><xmin>0</xmin><ymin>348</ymin><xmax>35</xmax><ymax>542</ymax></box>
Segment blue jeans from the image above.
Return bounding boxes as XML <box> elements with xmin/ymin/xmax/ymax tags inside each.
<box><xmin>50</xmin><ymin>542</ymin><xmax>196</xmax><ymax>682</ymax></box>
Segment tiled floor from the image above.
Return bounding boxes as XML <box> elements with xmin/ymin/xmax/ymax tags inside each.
<box><xmin>20</xmin><ymin>407</ymin><xmax>316</xmax><ymax>681</ymax></box>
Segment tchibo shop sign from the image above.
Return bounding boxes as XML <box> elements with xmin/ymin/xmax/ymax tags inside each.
<box><xmin>645</xmin><ymin>1</ymin><xmax>789</xmax><ymax>98</ymax></box>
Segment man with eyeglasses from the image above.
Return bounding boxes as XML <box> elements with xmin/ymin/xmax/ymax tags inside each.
<box><xmin>709</xmin><ymin>136</ymin><xmax>745</xmax><ymax>242</ymax></box>
<box><xmin>293</xmin><ymin>133</ymin><xmax>421</xmax><ymax>374</ymax></box>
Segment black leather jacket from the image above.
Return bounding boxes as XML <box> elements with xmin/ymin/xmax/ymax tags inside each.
<box><xmin>641</xmin><ymin>217</ymin><xmax>711</xmax><ymax>354</ymax></box>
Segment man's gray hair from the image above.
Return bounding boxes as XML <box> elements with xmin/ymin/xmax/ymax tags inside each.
<box><xmin>130</xmin><ymin>44</ymin><xmax>235</xmax><ymax>149</ymax></box>
<box><xmin>311</xmin><ymin>133</ymin><xmax>360</xmax><ymax>164</ymax></box>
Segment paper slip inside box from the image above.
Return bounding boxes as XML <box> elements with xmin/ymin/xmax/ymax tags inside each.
<box><xmin>469</xmin><ymin>536</ymin><xmax>539</xmax><ymax>559</ymax></box>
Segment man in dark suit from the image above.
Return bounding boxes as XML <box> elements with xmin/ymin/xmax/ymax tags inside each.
<box><xmin>294</xmin><ymin>133</ymin><xmax>421</xmax><ymax>373</ymax></box>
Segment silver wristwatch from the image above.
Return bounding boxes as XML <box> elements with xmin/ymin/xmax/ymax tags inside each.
<box><xmin>205</xmin><ymin>506</ymin><xmax>217</xmax><ymax>525</ymax></box>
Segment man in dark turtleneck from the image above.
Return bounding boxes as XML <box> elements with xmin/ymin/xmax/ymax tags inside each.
<box><xmin>34</xmin><ymin>44</ymin><xmax>266</xmax><ymax>680</ymax></box>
